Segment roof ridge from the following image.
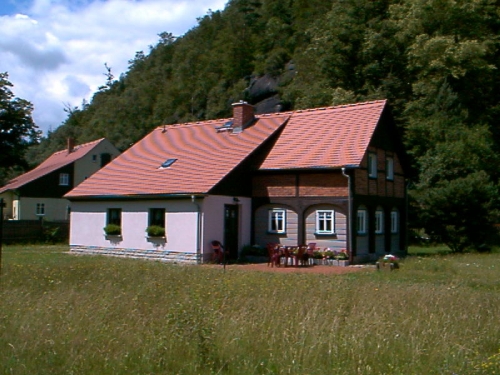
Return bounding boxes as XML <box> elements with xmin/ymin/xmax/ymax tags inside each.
<box><xmin>52</xmin><ymin>138</ymin><xmax>104</xmax><ymax>155</ymax></box>
<box><xmin>292</xmin><ymin>100</ymin><xmax>386</xmax><ymax>114</ymax></box>
<box><xmin>154</xmin><ymin>112</ymin><xmax>290</xmax><ymax>130</ymax></box>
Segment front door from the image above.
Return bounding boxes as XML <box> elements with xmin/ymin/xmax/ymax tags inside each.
<box><xmin>224</xmin><ymin>204</ymin><xmax>239</xmax><ymax>261</ymax></box>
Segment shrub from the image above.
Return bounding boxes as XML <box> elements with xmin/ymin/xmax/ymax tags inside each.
<box><xmin>240</xmin><ymin>244</ymin><xmax>266</xmax><ymax>257</ymax></box>
<box><xmin>335</xmin><ymin>249</ymin><xmax>349</xmax><ymax>260</ymax></box>
<box><xmin>145</xmin><ymin>225</ymin><xmax>165</xmax><ymax>237</ymax></box>
<box><xmin>103</xmin><ymin>224</ymin><xmax>121</xmax><ymax>236</ymax></box>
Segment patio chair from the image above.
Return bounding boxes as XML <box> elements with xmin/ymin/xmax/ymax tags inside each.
<box><xmin>306</xmin><ymin>243</ymin><xmax>317</xmax><ymax>265</ymax></box>
<box><xmin>267</xmin><ymin>243</ymin><xmax>281</xmax><ymax>267</ymax></box>
<box><xmin>282</xmin><ymin>246</ymin><xmax>299</xmax><ymax>267</ymax></box>
<box><xmin>297</xmin><ymin>245</ymin><xmax>309</xmax><ymax>266</ymax></box>
<box><xmin>211</xmin><ymin>240</ymin><xmax>224</xmax><ymax>264</ymax></box>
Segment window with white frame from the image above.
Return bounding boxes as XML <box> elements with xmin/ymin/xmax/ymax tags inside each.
<box><xmin>36</xmin><ymin>203</ymin><xmax>45</xmax><ymax>216</ymax></box>
<box><xmin>375</xmin><ymin>209</ymin><xmax>384</xmax><ymax>234</ymax></box>
<box><xmin>368</xmin><ymin>153</ymin><xmax>377</xmax><ymax>178</ymax></box>
<box><xmin>59</xmin><ymin>173</ymin><xmax>69</xmax><ymax>186</ymax></box>
<box><xmin>316</xmin><ymin>210</ymin><xmax>335</xmax><ymax>234</ymax></box>
<box><xmin>386</xmin><ymin>157</ymin><xmax>394</xmax><ymax>180</ymax></box>
<box><xmin>391</xmin><ymin>210</ymin><xmax>399</xmax><ymax>233</ymax></box>
<box><xmin>268</xmin><ymin>209</ymin><xmax>286</xmax><ymax>233</ymax></box>
<box><xmin>357</xmin><ymin>209</ymin><xmax>367</xmax><ymax>234</ymax></box>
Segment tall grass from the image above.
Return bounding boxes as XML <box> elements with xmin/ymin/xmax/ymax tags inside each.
<box><xmin>1</xmin><ymin>245</ymin><xmax>499</xmax><ymax>374</ymax></box>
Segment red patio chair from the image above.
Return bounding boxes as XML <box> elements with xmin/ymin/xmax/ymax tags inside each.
<box><xmin>211</xmin><ymin>240</ymin><xmax>224</xmax><ymax>264</ymax></box>
<box><xmin>267</xmin><ymin>243</ymin><xmax>281</xmax><ymax>267</ymax></box>
<box><xmin>297</xmin><ymin>245</ymin><xmax>309</xmax><ymax>266</ymax></box>
<box><xmin>306</xmin><ymin>243</ymin><xmax>317</xmax><ymax>266</ymax></box>
<box><xmin>283</xmin><ymin>246</ymin><xmax>299</xmax><ymax>267</ymax></box>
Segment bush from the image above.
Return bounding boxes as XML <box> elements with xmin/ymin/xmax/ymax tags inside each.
<box><xmin>240</xmin><ymin>244</ymin><xmax>266</xmax><ymax>257</ymax></box>
<box><xmin>103</xmin><ymin>224</ymin><xmax>121</xmax><ymax>236</ymax></box>
<box><xmin>145</xmin><ymin>225</ymin><xmax>165</xmax><ymax>237</ymax></box>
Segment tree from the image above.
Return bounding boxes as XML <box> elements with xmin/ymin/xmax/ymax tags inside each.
<box><xmin>407</xmin><ymin>83</ymin><xmax>500</xmax><ymax>251</ymax></box>
<box><xmin>0</xmin><ymin>72</ymin><xmax>40</xmax><ymax>184</ymax></box>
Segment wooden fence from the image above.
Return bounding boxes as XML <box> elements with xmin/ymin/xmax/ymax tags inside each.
<box><xmin>1</xmin><ymin>220</ymin><xmax>69</xmax><ymax>244</ymax></box>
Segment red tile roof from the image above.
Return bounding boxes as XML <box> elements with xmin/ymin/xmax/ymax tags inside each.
<box><xmin>259</xmin><ymin>100</ymin><xmax>387</xmax><ymax>170</ymax></box>
<box><xmin>65</xmin><ymin>114</ymin><xmax>290</xmax><ymax>198</ymax></box>
<box><xmin>0</xmin><ymin>138</ymin><xmax>106</xmax><ymax>193</ymax></box>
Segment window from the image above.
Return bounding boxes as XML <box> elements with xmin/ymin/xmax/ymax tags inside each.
<box><xmin>391</xmin><ymin>210</ymin><xmax>399</xmax><ymax>234</ymax></box>
<box><xmin>59</xmin><ymin>173</ymin><xmax>69</xmax><ymax>186</ymax></box>
<box><xmin>386</xmin><ymin>157</ymin><xmax>394</xmax><ymax>180</ymax></box>
<box><xmin>160</xmin><ymin>158</ymin><xmax>177</xmax><ymax>168</ymax></box>
<box><xmin>368</xmin><ymin>153</ymin><xmax>377</xmax><ymax>178</ymax></box>
<box><xmin>36</xmin><ymin>203</ymin><xmax>45</xmax><ymax>216</ymax></box>
<box><xmin>268</xmin><ymin>209</ymin><xmax>286</xmax><ymax>233</ymax></box>
<box><xmin>357</xmin><ymin>209</ymin><xmax>367</xmax><ymax>234</ymax></box>
<box><xmin>92</xmin><ymin>154</ymin><xmax>97</xmax><ymax>163</ymax></box>
<box><xmin>316</xmin><ymin>210</ymin><xmax>335</xmax><ymax>234</ymax></box>
<box><xmin>101</xmin><ymin>153</ymin><xmax>112</xmax><ymax>167</ymax></box>
<box><xmin>375</xmin><ymin>209</ymin><xmax>384</xmax><ymax>234</ymax></box>
<box><xmin>107</xmin><ymin>208</ymin><xmax>121</xmax><ymax>226</ymax></box>
<box><xmin>149</xmin><ymin>208</ymin><xmax>165</xmax><ymax>228</ymax></box>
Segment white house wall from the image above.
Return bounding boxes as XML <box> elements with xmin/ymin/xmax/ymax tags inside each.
<box><xmin>202</xmin><ymin>195</ymin><xmax>251</xmax><ymax>261</ymax></box>
<box><xmin>70</xmin><ymin>200</ymin><xmax>200</xmax><ymax>263</ymax></box>
<box><xmin>69</xmin><ymin>195</ymin><xmax>251</xmax><ymax>264</ymax></box>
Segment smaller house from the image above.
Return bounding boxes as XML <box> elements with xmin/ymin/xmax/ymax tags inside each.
<box><xmin>0</xmin><ymin>138</ymin><xmax>119</xmax><ymax>221</ymax></box>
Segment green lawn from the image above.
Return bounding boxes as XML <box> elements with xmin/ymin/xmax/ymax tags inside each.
<box><xmin>1</xmin><ymin>245</ymin><xmax>499</xmax><ymax>374</ymax></box>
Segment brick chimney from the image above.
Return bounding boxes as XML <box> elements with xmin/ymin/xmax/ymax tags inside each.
<box><xmin>232</xmin><ymin>101</ymin><xmax>255</xmax><ymax>132</ymax></box>
<box><xmin>67</xmin><ymin>137</ymin><xmax>75</xmax><ymax>153</ymax></box>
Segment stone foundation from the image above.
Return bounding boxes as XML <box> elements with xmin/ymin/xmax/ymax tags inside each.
<box><xmin>69</xmin><ymin>245</ymin><xmax>201</xmax><ymax>264</ymax></box>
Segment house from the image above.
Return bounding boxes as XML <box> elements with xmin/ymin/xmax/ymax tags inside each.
<box><xmin>65</xmin><ymin>100</ymin><xmax>408</xmax><ymax>264</ymax></box>
<box><xmin>0</xmin><ymin>138</ymin><xmax>120</xmax><ymax>222</ymax></box>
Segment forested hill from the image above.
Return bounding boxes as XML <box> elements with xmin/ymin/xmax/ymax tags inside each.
<box><xmin>27</xmin><ymin>0</ymin><xmax>500</xmax><ymax>251</ymax></box>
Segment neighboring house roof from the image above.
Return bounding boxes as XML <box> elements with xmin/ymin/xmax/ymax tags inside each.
<box><xmin>0</xmin><ymin>138</ymin><xmax>106</xmax><ymax>194</ymax></box>
<box><xmin>65</xmin><ymin>114</ymin><xmax>290</xmax><ymax>198</ymax></box>
<box><xmin>259</xmin><ymin>100</ymin><xmax>387</xmax><ymax>170</ymax></box>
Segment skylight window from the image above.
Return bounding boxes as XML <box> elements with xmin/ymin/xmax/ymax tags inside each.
<box><xmin>160</xmin><ymin>158</ymin><xmax>177</xmax><ymax>168</ymax></box>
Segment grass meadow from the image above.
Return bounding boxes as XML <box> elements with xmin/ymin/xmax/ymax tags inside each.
<box><xmin>1</xmin><ymin>245</ymin><xmax>499</xmax><ymax>375</ymax></box>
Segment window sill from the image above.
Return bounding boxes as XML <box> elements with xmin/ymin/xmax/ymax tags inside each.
<box><xmin>314</xmin><ymin>232</ymin><xmax>337</xmax><ymax>237</ymax></box>
<box><xmin>146</xmin><ymin>236</ymin><xmax>166</xmax><ymax>243</ymax></box>
<box><xmin>267</xmin><ymin>231</ymin><xmax>286</xmax><ymax>235</ymax></box>
<box><xmin>105</xmin><ymin>234</ymin><xmax>122</xmax><ymax>240</ymax></box>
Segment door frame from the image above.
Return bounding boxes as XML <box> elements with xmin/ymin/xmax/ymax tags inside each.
<box><xmin>223</xmin><ymin>204</ymin><xmax>239</xmax><ymax>261</ymax></box>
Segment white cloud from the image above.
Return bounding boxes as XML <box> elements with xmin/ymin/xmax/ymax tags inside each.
<box><xmin>0</xmin><ymin>0</ymin><xmax>227</xmax><ymax>135</ymax></box>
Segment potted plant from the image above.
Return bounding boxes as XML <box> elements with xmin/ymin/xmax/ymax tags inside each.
<box><xmin>335</xmin><ymin>249</ymin><xmax>349</xmax><ymax>266</ymax></box>
<box><xmin>145</xmin><ymin>225</ymin><xmax>165</xmax><ymax>238</ymax></box>
<box><xmin>104</xmin><ymin>224</ymin><xmax>121</xmax><ymax>240</ymax></box>
<box><xmin>377</xmin><ymin>254</ymin><xmax>399</xmax><ymax>270</ymax></box>
<box><xmin>313</xmin><ymin>250</ymin><xmax>324</xmax><ymax>265</ymax></box>
<box><xmin>104</xmin><ymin>223</ymin><xmax>121</xmax><ymax>236</ymax></box>
<box><xmin>324</xmin><ymin>249</ymin><xmax>336</xmax><ymax>265</ymax></box>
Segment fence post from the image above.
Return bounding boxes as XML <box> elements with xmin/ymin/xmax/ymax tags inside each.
<box><xmin>0</xmin><ymin>198</ymin><xmax>5</xmax><ymax>275</ymax></box>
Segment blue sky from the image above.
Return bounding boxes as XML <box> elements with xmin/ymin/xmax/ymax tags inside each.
<box><xmin>0</xmin><ymin>0</ymin><xmax>227</xmax><ymax>135</ymax></box>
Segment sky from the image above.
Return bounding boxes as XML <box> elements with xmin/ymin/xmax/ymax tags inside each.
<box><xmin>0</xmin><ymin>0</ymin><xmax>227</xmax><ymax>135</ymax></box>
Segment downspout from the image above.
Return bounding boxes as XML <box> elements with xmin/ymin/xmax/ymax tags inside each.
<box><xmin>341</xmin><ymin>168</ymin><xmax>353</xmax><ymax>264</ymax></box>
<box><xmin>191</xmin><ymin>195</ymin><xmax>202</xmax><ymax>264</ymax></box>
